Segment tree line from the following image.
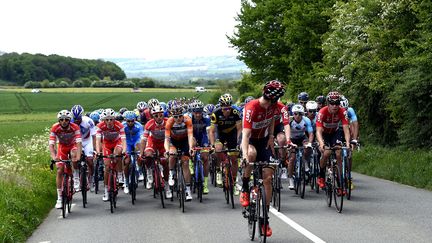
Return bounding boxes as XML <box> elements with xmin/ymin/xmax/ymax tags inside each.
<box><xmin>229</xmin><ymin>0</ymin><xmax>431</xmax><ymax>148</ymax></box>
<box><xmin>0</xmin><ymin>52</ymin><xmax>126</xmax><ymax>84</ymax></box>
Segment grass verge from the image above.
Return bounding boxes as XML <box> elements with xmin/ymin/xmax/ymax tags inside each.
<box><xmin>0</xmin><ymin>132</ymin><xmax>55</xmax><ymax>242</ymax></box>
<box><xmin>353</xmin><ymin>145</ymin><xmax>432</xmax><ymax>190</ymax></box>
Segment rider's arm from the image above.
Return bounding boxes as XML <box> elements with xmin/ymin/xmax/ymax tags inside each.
<box><xmin>316</xmin><ymin>127</ymin><xmax>324</xmax><ymax>149</ymax></box>
<box><xmin>236</xmin><ymin>120</ymin><xmax>242</xmax><ymax>144</ymax></box>
<box><xmin>186</xmin><ymin>117</ymin><xmax>194</xmax><ymax>150</ymax></box>
<box><xmin>340</xmin><ymin>108</ymin><xmax>351</xmax><ymax>145</ymax></box>
<box><xmin>49</xmin><ymin>143</ymin><xmax>57</xmax><ymax>160</ymax></box>
<box><xmin>304</xmin><ymin>117</ymin><xmax>314</xmax><ymax>143</ymax></box>
<box><xmin>209</xmin><ymin>113</ymin><xmax>217</xmax><ymax>146</ymax></box>
<box><xmin>241</xmin><ymin>128</ymin><xmax>251</xmax><ymax>160</ymax></box>
<box><xmin>164</xmin><ymin>118</ymin><xmax>173</xmax><ymax>153</ymax></box>
<box><xmin>72</xmin><ymin>124</ymin><xmax>83</xmax><ymax>158</ymax></box>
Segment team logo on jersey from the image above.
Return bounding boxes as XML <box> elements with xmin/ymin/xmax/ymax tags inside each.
<box><xmin>245</xmin><ymin>109</ymin><xmax>252</xmax><ymax>123</ymax></box>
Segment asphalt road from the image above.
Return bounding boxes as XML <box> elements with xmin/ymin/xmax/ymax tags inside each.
<box><xmin>28</xmin><ymin>172</ymin><xmax>432</xmax><ymax>243</ymax></box>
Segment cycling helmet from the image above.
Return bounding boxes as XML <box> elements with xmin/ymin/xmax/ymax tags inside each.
<box><xmin>147</xmin><ymin>98</ymin><xmax>160</xmax><ymax>109</ymax></box>
<box><xmin>119</xmin><ymin>107</ymin><xmax>128</xmax><ymax>115</ymax></box>
<box><xmin>57</xmin><ymin>110</ymin><xmax>72</xmax><ymax>120</ymax></box>
<box><xmin>291</xmin><ymin>104</ymin><xmax>305</xmax><ymax>114</ymax></box>
<box><xmin>102</xmin><ymin>108</ymin><xmax>116</xmax><ymax>119</ymax></box>
<box><xmin>263</xmin><ymin>80</ymin><xmax>286</xmax><ymax>101</ymax></box>
<box><xmin>326</xmin><ymin>91</ymin><xmax>341</xmax><ymax>103</ymax></box>
<box><xmin>71</xmin><ymin>105</ymin><xmax>84</xmax><ymax>119</ymax></box>
<box><xmin>190</xmin><ymin>100</ymin><xmax>204</xmax><ymax>112</ymax></box>
<box><xmin>115</xmin><ymin>112</ymin><xmax>123</xmax><ymax>121</ymax></box>
<box><xmin>89</xmin><ymin>112</ymin><xmax>100</xmax><ymax>123</ymax></box>
<box><xmin>315</xmin><ymin>95</ymin><xmax>326</xmax><ymax>104</ymax></box>
<box><xmin>167</xmin><ymin>100</ymin><xmax>175</xmax><ymax>112</ymax></box>
<box><xmin>151</xmin><ymin>105</ymin><xmax>164</xmax><ymax>114</ymax></box>
<box><xmin>123</xmin><ymin>110</ymin><xmax>137</xmax><ymax>120</ymax></box>
<box><xmin>297</xmin><ymin>92</ymin><xmax>309</xmax><ymax>102</ymax></box>
<box><xmin>159</xmin><ymin>102</ymin><xmax>167</xmax><ymax>111</ymax></box>
<box><xmin>170</xmin><ymin>102</ymin><xmax>184</xmax><ymax>115</ymax></box>
<box><xmin>136</xmin><ymin>101</ymin><xmax>148</xmax><ymax>110</ymax></box>
<box><xmin>204</xmin><ymin>104</ymin><xmax>215</xmax><ymax>115</ymax></box>
<box><xmin>244</xmin><ymin>96</ymin><xmax>254</xmax><ymax>104</ymax></box>
<box><xmin>340</xmin><ymin>95</ymin><xmax>349</xmax><ymax>108</ymax></box>
<box><xmin>306</xmin><ymin>101</ymin><xmax>318</xmax><ymax>111</ymax></box>
<box><xmin>219</xmin><ymin>93</ymin><xmax>233</xmax><ymax>106</ymax></box>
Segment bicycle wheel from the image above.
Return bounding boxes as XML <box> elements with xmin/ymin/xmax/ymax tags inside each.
<box><xmin>228</xmin><ymin>166</ymin><xmax>235</xmax><ymax>208</ymax></box>
<box><xmin>210</xmin><ymin>156</ymin><xmax>216</xmax><ymax>186</ymax></box>
<box><xmin>294</xmin><ymin>159</ymin><xmax>300</xmax><ymax>195</ymax></box>
<box><xmin>272</xmin><ymin>167</ymin><xmax>281</xmax><ymax>212</ymax></box>
<box><xmin>109</xmin><ymin>172</ymin><xmax>115</xmax><ymax>213</ymax></box>
<box><xmin>62</xmin><ymin>174</ymin><xmax>68</xmax><ymax>218</ymax></box>
<box><xmin>81</xmin><ymin>166</ymin><xmax>87</xmax><ymax>208</ymax></box>
<box><xmin>197</xmin><ymin>162</ymin><xmax>203</xmax><ymax>203</ymax></box>
<box><xmin>177</xmin><ymin>165</ymin><xmax>185</xmax><ymax>213</ymax></box>
<box><xmin>333</xmin><ymin>164</ymin><xmax>343</xmax><ymax>213</ymax></box>
<box><xmin>67</xmin><ymin>177</ymin><xmax>73</xmax><ymax>213</ymax></box>
<box><xmin>130</xmin><ymin>163</ymin><xmax>137</xmax><ymax>205</ymax></box>
<box><xmin>300</xmin><ymin>159</ymin><xmax>306</xmax><ymax>199</ymax></box>
<box><xmin>326</xmin><ymin>167</ymin><xmax>332</xmax><ymax>207</ymax></box>
<box><xmin>248</xmin><ymin>187</ymin><xmax>257</xmax><ymax>241</ymax></box>
<box><xmin>223</xmin><ymin>167</ymin><xmax>229</xmax><ymax>204</ymax></box>
<box><xmin>94</xmin><ymin>159</ymin><xmax>100</xmax><ymax>194</ymax></box>
<box><xmin>258</xmin><ymin>187</ymin><xmax>267</xmax><ymax>243</ymax></box>
<box><xmin>346</xmin><ymin>157</ymin><xmax>352</xmax><ymax>200</ymax></box>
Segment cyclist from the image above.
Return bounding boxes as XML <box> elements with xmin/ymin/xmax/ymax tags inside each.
<box><xmin>148</xmin><ymin>98</ymin><xmax>160</xmax><ymax>110</ymax></box>
<box><xmin>209</xmin><ymin>93</ymin><xmax>242</xmax><ymax>194</ymax></box>
<box><xmin>273</xmin><ymin>100</ymin><xmax>291</xmax><ymax>180</ymax></box>
<box><xmin>164</xmin><ymin>102</ymin><xmax>194</xmax><ymax>201</ymax></box>
<box><xmin>298</xmin><ymin>92</ymin><xmax>309</xmax><ymax>109</ymax></box>
<box><xmin>71</xmin><ymin>105</ymin><xmax>96</xmax><ymax>191</ymax></box>
<box><xmin>49</xmin><ymin>110</ymin><xmax>82</xmax><ymax>209</ymax></box>
<box><xmin>240</xmin><ymin>80</ymin><xmax>291</xmax><ymax>237</ymax></box>
<box><xmin>287</xmin><ymin>104</ymin><xmax>314</xmax><ymax>189</ymax></box>
<box><xmin>119</xmin><ymin>107</ymin><xmax>128</xmax><ymax>115</ymax></box>
<box><xmin>122</xmin><ymin>111</ymin><xmax>143</xmax><ymax>194</ymax></box>
<box><xmin>142</xmin><ymin>105</ymin><xmax>170</xmax><ymax>196</ymax></box>
<box><xmin>89</xmin><ymin>111</ymin><xmax>101</xmax><ymax>126</ymax></box>
<box><xmin>305</xmin><ymin>101</ymin><xmax>318</xmax><ymax>133</ymax></box>
<box><xmin>137</xmin><ymin>101</ymin><xmax>152</xmax><ymax>126</ymax></box>
<box><xmin>95</xmin><ymin>108</ymin><xmax>127</xmax><ymax>201</ymax></box>
<box><xmin>315</xmin><ymin>95</ymin><xmax>326</xmax><ymax>110</ymax></box>
<box><xmin>189</xmin><ymin>100</ymin><xmax>211</xmax><ymax>194</ymax></box>
<box><xmin>316</xmin><ymin>92</ymin><xmax>351</xmax><ymax>192</ymax></box>
<box><xmin>340</xmin><ymin>95</ymin><xmax>359</xmax><ymax>144</ymax></box>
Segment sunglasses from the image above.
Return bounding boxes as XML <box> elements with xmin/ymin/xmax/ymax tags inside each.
<box><xmin>308</xmin><ymin>110</ymin><xmax>316</xmax><ymax>113</ymax></box>
<box><xmin>222</xmin><ymin>107</ymin><xmax>231</xmax><ymax>111</ymax></box>
<box><xmin>329</xmin><ymin>102</ymin><xmax>340</xmax><ymax>106</ymax></box>
<box><xmin>59</xmin><ymin>118</ymin><xmax>70</xmax><ymax>122</ymax></box>
<box><xmin>126</xmin><ymin>120</ymin><xmax>135</xmax><ymax>123</ymax></box>
<box><xmin>294</xmin><ymin>112</ymin><xmax>304</xmax><ymax>116</ymax></box>
<box><xmin>172</xmin><ymin>115</ymin><xmax>182</xmax><ymax>119</ymax></box>
<box><xmin>105</xmin><ymin>118</ymin><xmax>114</xmax><ymax>121</ymax></box>
<box><xmin>153</xmin><ymin>113</ymin><xmax>164</xmax><ymax>118</ymax></box>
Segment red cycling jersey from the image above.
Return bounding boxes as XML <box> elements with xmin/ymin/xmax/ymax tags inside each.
<box><xmin>243</xmin><ymin>99</ymin><xmax>282</xmax><ymax>139</ymax></box>
<box><xmin>274</xmin><ymin>101</ymin><xmax>290</xmax><ymax>126</ymax></box>
<box><xmin>96</xmin><ymin>120</ymin><xmax>126</xmax><ymax>143</ymax></box>
<box><xmin>143</xmin><ymin>118</ymin><xmax>167</xmax><ymax>143</ymax></box>
<box><xmin>316</xmin><ymin>106</ymin><xmax>349</xmax><ymax>134</ymax></box>
<box><xmin>49</xmin><ymin>122</ymin><xmax>82</xmax><ymax>146</ymax></box>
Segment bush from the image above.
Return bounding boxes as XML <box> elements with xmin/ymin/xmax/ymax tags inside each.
<box><xmin>23</xmin><ymin>81</ymin><xmax>41</xmax><ymax>88</ymax></box>
<box><xmin>72</xmin><ymin>80</ymin><xmax>83</xmax><ymax>87</ymax></box>
<box><xmin>57</xmin><ymin>81</ymin><xmax>69</xmax><ymax>88</ymax></box>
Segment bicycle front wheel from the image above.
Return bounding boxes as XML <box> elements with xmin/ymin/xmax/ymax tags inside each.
<box><xmin>130</xmin><ymin>164</ymin><xmax>136</xmax><ymax>205</ymax></box>
<box><xmin>300</xmin><ymin>159</ymin><xmax>306</xmax><ymax>199</ymax></box>
<box><xmin>333</xmin><ymin>164</ymin><xmax>343</xmax><ymax>213</ymax></box>
<box><xmin>248</xmin><ymin>187</ymin><xmax>257</xmax><ymax>240</ymax></box>
<box><xmin>81</xmin><ymin>166</ymin><xmax>87</xmax><ymax>208</ymax></box>
<box><xmin>228</xmin><ymin>166</ymin><xmax>235</xmax><ymax>208</ymax></box>
<box><xmin>258</xmin><ymin>187</ymin><xmax>267</xmax><ymax>243</ymax></box>
<box><xmin>67</xmin><ymin>177</ymin><xmax>73</xmax><ymax>213</ymax></box>
<box><xmin>62</xmin><ymin>174</ymin><xmax>68</xmax><ymax>218</ymax></box>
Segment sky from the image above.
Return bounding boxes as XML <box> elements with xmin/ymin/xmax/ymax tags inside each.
<box><xmin>0</xmin><ymin>0</ymin><xmax>242</xmax><ymax>60</ymax></box>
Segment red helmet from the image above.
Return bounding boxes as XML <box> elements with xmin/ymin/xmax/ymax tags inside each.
<box><xmin>326</xmin><ymin>91</ymin><xmax>341</xmax><ymax>103</ymax></box>
<box><xmin>263</xmin><ymin>80</ymin><xmax>286</xmax><ymax>100</ymax></box>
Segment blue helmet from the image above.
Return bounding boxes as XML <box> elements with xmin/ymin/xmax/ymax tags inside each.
<box><xmin>89</xmin><ymin>112</ymin><xmax>100</xmax><ymax>123</ymax></box>
<box><xmin>71</xmin><ymin>105</ymin><xmax>84</xmax><ymax>119</ymax></box>
<box><xmin>204</xmin><ymin>104</ymin><xmax>215</xmax><ymax>115</ymax></box>
<box><xmin>159</xmin><ymin>102</ymin><xmax>167</xmax><ymax>111</ymax></box>
<box><xmin>123</xmin><ymin>111</ymin><xmax>137</xmax><ymax>120</ymax></box>
<box><xmin>298</xmin><ymin>92</ymin><xmax>309</xmax><ymax>102</ymax></box>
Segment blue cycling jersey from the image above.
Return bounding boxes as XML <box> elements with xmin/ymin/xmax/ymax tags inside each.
<box><xmin>122</xmin><ymin>121</ymin><xmax>143</xmax><ymax>146</ymax></box>
<box><xmin>192</xmin><ymin>116</ymin><xmax>210</xmax><ymax>146</ymax></box>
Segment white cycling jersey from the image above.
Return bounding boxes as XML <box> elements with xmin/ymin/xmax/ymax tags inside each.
<box><xmin>78</xmin><ymin>116</ymin><xmax>96</xmax><ymax>145</ymax></box>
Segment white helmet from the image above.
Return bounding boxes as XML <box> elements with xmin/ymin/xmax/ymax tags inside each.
<box><xmin>57</xmin><ymin>110</ymin><xmax>72</xmax><ymax>120</ymax></box>
<box><xmin>340</xmin><ymin>96</ymin><xmax>349</xmax><ymax>108</ymax></box>
<box><xmin>136</xmin><ymin>101</ymin><xmax>148</xmax><ymax>110</ymax></box>
<box><xmin>102</xmin><ymin>108</ymin><xmax>116</xmax><ymax>119</ymax></box>
<box><xmin>147</xmin><ymin>98</ymin><xmax>160</xmax><ymax>109</ymax></box>
<box><xmin>291</xmin><ymin>104</ymin><xmax>305</xmax><ymax>114</ymax></box>
<box><xmin>189</xmin><ymin>100</ymin><xmax>204</xmax><ymax>112</ymax></box>
<box><xmin>305</xmin><ymin>101</ymin><xmax>318</xmax><ymax>111</ymax></box>
<box><xmin>151</xmin><ymin>105</ymin><xmax>164</xmax><ymax>114</ymax></box>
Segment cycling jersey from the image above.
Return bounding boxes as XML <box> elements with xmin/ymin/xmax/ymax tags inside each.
<box><xmin>274</xmin><ymin>102</ymin><xmax>290</xmax><ymax>127</ymax></box>
<box><xmin>139</xmin><ymin>108</ymin><xmax>152</xmax><ymax>126</ymax></box>
<box><xmin>122</xmin><ymin>120</ymin><xmax>143</xmax><ymax>152</ymax></box>
<box><xmin>192</xmin><ymin>116</ymin><xmax>210</xmax><ymax>146</ymax></box>
<box><xmin>96</xmin><ymin>120</ymin><xmax>126</xmax><ymax>143</ymax></box>
<box><xmin>243</xmin><ymin>100</ymin><xmax>287</xmax><ymax>139</ymax></box>
<box><xmin>49</xmin><ymin>122</ymin><xmax>82</xmax><ymax>146</ymax></box>
<box><xmin>143</xmin><ymin>118</ymin><xmax>167</xmax><ymax>156</ymax></box>
<box><xmin>73</xmin><ymin>116</ymin><xmax>96</xmax><ymax>144</ymax></box>
<box><xmin>165</xmin><ymin>115</ymin><xmax>193</xmax><ymax>141</ymax></box>
<box><xmin>290</xmin><ymin>116</ymin><xmax>313</xmax><ymax>140</ymax></box>
<box><xmin>338</xmin><ymin>107</ymin><xmax>358</xmax><ymax>129</ymax></box>
<box><xmin>316</xmin><ymin>106</ymin><xmax>349</xmax><ymax>134</ymax></box>
<box><xmin>210</xmin><ymin>107</ymin><xmax>241</xmax><ymax>134</ymax></box>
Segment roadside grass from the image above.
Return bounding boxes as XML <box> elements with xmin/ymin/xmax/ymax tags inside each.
<box><xmin>0</xmin><ymin>121</ymin><xmax>51</xmax><ymax>142</ymax></box>
<box><xmin>0</xmin><ymin>90</ymin><xmax>213</xmax><ymax>114</ymax></box>
<box><xmin>353</xmin><ymin>145</ymin><xmax>432</xmax><ymax>190</ymax></box>
<box><xmin>0</xmin><ymin>87</ymin><xmax>206</xmax><ymax>93</ymax></box>
<box><xmin>0</xmin><ymin>132</ymin><xmax>55</xmax><ymax>242</ymax></box>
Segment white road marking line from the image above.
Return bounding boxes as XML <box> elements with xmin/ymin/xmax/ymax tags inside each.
<box><xmin>270</xmin><ymin>207</ymin><xmax>326</xmax><ymax>243</ymax></box>
<box><xmin>39</xmin><ymin>241</ymin><xmax>51</xmax><ymax>243</ymax></box>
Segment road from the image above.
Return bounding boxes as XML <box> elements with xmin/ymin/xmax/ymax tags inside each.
<box><xmin>28</xmin><ymin>172</ymin><xmax>432</xmax><ymax>243</ymax></box>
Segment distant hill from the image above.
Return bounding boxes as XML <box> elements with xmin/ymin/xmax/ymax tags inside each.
<box><xmin>106</xmin><ymin>56</ymin><xmax>248</xmax><ymax>81</ymax></box>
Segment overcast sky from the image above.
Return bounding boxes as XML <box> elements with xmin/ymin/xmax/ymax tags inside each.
<box><xmin>0</xmin><ymin>0</ymin><xmax>242</xmax><ymax>60</ymax></box>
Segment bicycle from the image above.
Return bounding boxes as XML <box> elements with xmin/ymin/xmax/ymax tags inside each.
<box><xmin>168</xmin><ymin>149</ymin><xmax>187</xmax><ymax>213</ymax></box>
<box><xmin>272</xmin><ymin>145</ymin><xmax>288</xmax><ymax>212</ymax></box>
<box><xmin>144</xmin><ymin>151</ymin><xmax>166</xmax><ymax>208</ymax></box>
<box><xmin>323</xmin><ymin>145</ymin><xmax>347</xmax><ymax>213</ymax></box>
<box><xmin>50</xmin><ymin>159</ymin><xmax>74</xmax><ymax>218</ymax></box>
<box><xmin>242</xmin><ymin>158</ymin><xmax>279</xmax><ymax>243</ymax></box>
<box><xmin>345</xmin><ymin>141</ymin><xmax>358</xmax><ymax>200</ymax></box>
<box><xmin>93</xmin><ymin>154</ymin><xmax>104</xmax><ymax>194</ymax></box>
<box><xmin>309</xmin><ymin>142</ymin><xmax>320</xmax><ymax>194</ymax></box>
<box><xmin>209</xmin><ymin>152</ymin><xmax>217</xmax><ymax>187</ymax></box>
<box><xmin>217</xmin><ymin>147</ymin><xmax>239</xmax><ymax>209</ymax></box>
<box><xmin>191</xmin><ymin>147</ymin><xmax>211</xmax><ymax>203</ymax></box>
<box><xmin>128</xmin><ymin>151</ymin><xmax>140</xmax><ymax>205</ymax></box>
<box><xmin>99</xmin><ymin>153</ymin><xmax>124</xmax><ymax>213</ymax></box>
